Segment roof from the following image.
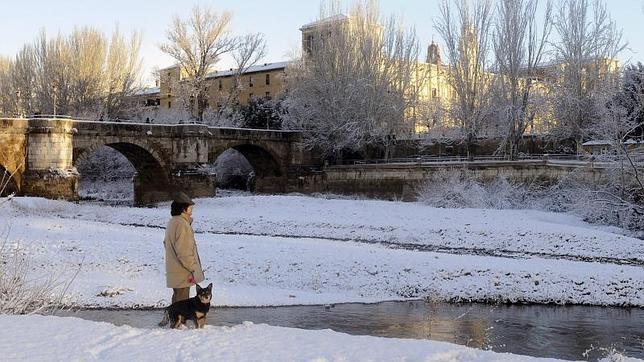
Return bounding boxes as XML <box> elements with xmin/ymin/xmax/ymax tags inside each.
<box><xmin>134</xmin><ymin>87</ymin><xmax>160</xmax><ymax>96</ymax></box>
<box><xmin>159</xmin><ymin>64</ymin><xmax>179</xmax><ymax>71</ymax></box>
<box><xmin>300</xmin><ymin>14</ymin><xmax>349</xmax><ymax>31</ymax></box>
<box><xmin>205</xmin><ymin>61</ymin><xmax>291</xmax><ymax>79</ymax></box>
<box><xmin>582</xmin><ymin>139</ymin><xmax>642</xmax><ymax>146</ymax></box>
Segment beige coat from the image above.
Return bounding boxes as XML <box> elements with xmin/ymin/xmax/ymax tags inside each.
<box><xmin>164</xmin><ymin>214</ymin><xmax>205</xmax><ymax>288</ymax></box>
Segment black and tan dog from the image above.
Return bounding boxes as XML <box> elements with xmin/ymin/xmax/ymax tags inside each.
<box><xmin>159</xmin><ymin>283</ymin><xmax>212</xmax><ymax>329</ymax></box>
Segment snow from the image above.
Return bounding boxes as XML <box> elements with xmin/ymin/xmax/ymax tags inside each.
<box><xmin>134</xmin><ymin>86</ymin><xmax>161</xmax><ymax>96</ymax></box>
<box><xmin>206</xmin><ymin>61</ymin><xmax>291</xmax><ymax>79</ymax></box>
<box><xmin>0</xmin><ymin>315</ymin><xmax>567</xmax><ymax>362</ymax></box>
<box><xmin>2</xmin><ymin>195</ymin><xmax>643</xmax><ymax>309</ymax></box>
<box><xmin>300</xmin><ymin>14</ymin><xmax>350</xmax><ymax>30</ymax></box>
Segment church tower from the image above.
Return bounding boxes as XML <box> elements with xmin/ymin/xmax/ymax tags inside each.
<box><xmin>427</xmin><ymin>41</ymin><xmax>441</xmax><ymax>65</ymax></box>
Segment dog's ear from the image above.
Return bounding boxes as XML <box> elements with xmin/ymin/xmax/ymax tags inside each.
<box><xmin>196</xmin><ymin>283</ymin><xmax>202</xmax><ymax>291</ymax></box>
<box><xmin>206</xmin><ymin>283</ymin><xmax>212</xmax><ymax>291</ymax></box>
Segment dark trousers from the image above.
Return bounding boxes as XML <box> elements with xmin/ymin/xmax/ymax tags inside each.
<box><xmin>172</xmin><ymin>287</ymin><xmax>190</xmax><ymax>304</ymax></box>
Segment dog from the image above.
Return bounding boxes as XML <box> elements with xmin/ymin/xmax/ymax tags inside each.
<box><xmin>159</xmin><ymin>283</ymin><xmax>212</xmax><ymax>329</ymax></box>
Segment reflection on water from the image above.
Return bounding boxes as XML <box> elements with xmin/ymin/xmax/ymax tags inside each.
<box><xmin>58</xmin><ymin>301</ymin><xmax>644</xmax><ymax>361</ymax></box>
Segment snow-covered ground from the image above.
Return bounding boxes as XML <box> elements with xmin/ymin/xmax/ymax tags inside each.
<box><xmin>2</xmin><ymin>195</ymin><xmax>643</xmax><ymax>308</ymax></box>
<box><xmin>0</xmin><ymin>315</ymin><xmax>580</xmax><ymax>361</ymax></box>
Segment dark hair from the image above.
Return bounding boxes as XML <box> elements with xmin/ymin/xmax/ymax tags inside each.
<box><xmin>171</xmin><ymin>202</ymin><xmax>190</xmax><ymax>216</ymax></box>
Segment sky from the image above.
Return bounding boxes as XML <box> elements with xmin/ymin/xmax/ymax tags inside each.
<box><xmin>1</xmin><ymin>0</ymin><xmax>644</xmax><ymax>86</ymax></box>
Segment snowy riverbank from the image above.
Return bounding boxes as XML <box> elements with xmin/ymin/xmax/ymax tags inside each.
<box><xmin>0</xmin><ymin>314</ymin><xmax>575</xmax><ymax>361</ymax></box>
<box><xmin>2</xmin><ymin>195</ymin><xmax>642</xmax><ymax>308</ymax></box>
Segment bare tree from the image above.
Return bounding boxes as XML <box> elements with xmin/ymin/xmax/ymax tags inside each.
<box><xmin>102</xmin><ymin>28</ymin><xmax>142</xmax><ymax>119</ymax></box>
<box><xmin>0</xmin><ymin>57</ymin><xmax>15</xmax><ymax>116</ymax></box>
<box><xmin>284</xmin><ymin>0</ymin><xmax>425</xmax><ymax>159</ymax></box>
<box><xmin>215</xmin><ymin>33</ymin><xmax>267</xmax><ymax>118</ymax></box>
<box><xmin>0</xmin><ymin>27</ymin><xmax>141</xmax><ymax>119</ymax></box>
<box><xmin>550</xmin><ymin>0</ymin><xmax>626</xmax><ymax>150</ymax></box>
<box><xmin>67</xmin><ymin>27</ymin><xmax>106</xmax><ymax>117</ymax></box>
<box><xmin>492</xmin><ymin>0</ymin><xmax>552</xmax><ymax>159</ymax></box>
<box><xmin>159</xmin><ymin>6</ymin><xmax>236</xmax><ymax>122</ymax></box>
<box><xmin>435</xmin><ymin>0</ymin><xmax>494</xmax><ymax>158</ymax></box>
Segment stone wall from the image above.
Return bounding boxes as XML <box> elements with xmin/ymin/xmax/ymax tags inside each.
<box><xmin>0</xmin><ymin>118</ymin><xmax>28</xmax><ymax>191</ymax></box>
<box><xmin>291</xmin><ymin>160</ymin><xmax>608</xmax><ymax>201</ymax></box>
<box><xmin>20</xmin><ymin>118</ymin><xmax>79</xmax><ymax>200</ymax></box>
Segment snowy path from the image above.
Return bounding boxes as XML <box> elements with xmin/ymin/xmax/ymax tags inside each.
<box><xmin>3</xmin><ymin>196</ymin><xmax>643</xmax><ymax>308</ymax></box>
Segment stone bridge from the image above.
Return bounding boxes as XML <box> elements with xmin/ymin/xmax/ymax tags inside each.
<box><xmin>0</xmin><ymin>117</ymin><xmax>314</xmax><ymax>205</ymax></box>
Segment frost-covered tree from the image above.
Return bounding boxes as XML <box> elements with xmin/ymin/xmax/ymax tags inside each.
<box><xmin>491</xmin><ymin>0</ymin><xmax>552</xmax><ymax>159</ymax></box>
<box><xmin>216</xmin><ymin>33</ymin><xmax>267</xmax><ymax>116</ymax></box>
<box><xmin>435</xmin><ymin>0</ymin><xmax>494</xmax><ymax>158</ymax></box>
<box><xmin>284</xmin><ymin>0</ymin><xmax>425</xmax><ymax>159</ymax></box>
<box><xmin>586</xmin><ymin>69</ymin><xmax>644</xmax><ymax>227</ymax></box>
<box><xmin>618</xmin><ymin>63</ymin><xmax>644</xmax><ymax>132</ymax></box>
<box><xmin>550</xmin><ymin>0</ymin><xmax>626</xmax><ymax>149</ymax></box>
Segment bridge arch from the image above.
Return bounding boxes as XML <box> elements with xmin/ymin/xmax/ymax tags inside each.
<box><xmin>212</xmin><ymin>143</ymin><xmax>285</xmax><ymax>193</ymax></box>
<box><xmin>74</xmin><ymin>139</ymin><xmax>168</xmax><ymax>172</ymax></box>
<box><xmin>74</xmin><ymin>141</ymin><xmax>170</xmax><ymax>205</ymax></box>
<box><xmin>230</xmin><ymin>144</ymin><xmax>283</xmax><ymax>178</ymax></box>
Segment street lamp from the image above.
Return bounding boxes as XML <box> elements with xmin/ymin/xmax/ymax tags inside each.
<box><xmin>52</xmin><ymin>85</ymin><xmax>57</xmax><ymax>118</ymax></box>
<box><xmin>15</xmin><ymin>90</ymin><xmax>22</xmax><ymax>118</ymax></box>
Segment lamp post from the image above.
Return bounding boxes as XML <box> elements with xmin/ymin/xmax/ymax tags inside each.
<box><xmin>15</xmin><ymin>90</ymin><xmax>22</xmax><ymax>118</ymax></box>
<box><xmin>52</xmin><ymin>85</ymin><xmax>57</xmax><ymax>118</ymax></box>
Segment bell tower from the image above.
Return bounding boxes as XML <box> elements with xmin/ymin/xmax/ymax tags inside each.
<box><xmin>427</xmin><ymin>41</ymin><xmax>441</xmax><ymax>65</ymax></box>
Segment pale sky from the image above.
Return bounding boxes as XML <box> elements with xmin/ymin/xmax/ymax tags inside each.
<box><xmin>2</xmin><ymin>0</ymin><xmax>644</xmax><ymax>86</ymax></box>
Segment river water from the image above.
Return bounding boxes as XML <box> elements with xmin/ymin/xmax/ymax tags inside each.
<box><xmin>59</xmin><ymin>301</ymin><xmax>643</xmax><ymax>361</ymax></box>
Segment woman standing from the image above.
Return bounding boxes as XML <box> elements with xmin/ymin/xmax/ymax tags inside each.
<box><xmin>164</xmin><ymin>192</ymin><xmax>205</xmax><ymax>303</ymax></box>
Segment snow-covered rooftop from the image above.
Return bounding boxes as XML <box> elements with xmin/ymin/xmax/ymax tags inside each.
<box><xmin>134</xmin><ymin>87</ymin><xmax>160</xmax><ymax>96</ymax></box>
<box><xmin>206</xmin><ymin>61</ymin><xmax>291</xmax><ymax>79</ymax></box>
<box><xmin>582</xmin><ymin>139</ymin><xmax>642</xmax><ymax>146</ymax></box>
<box><xmin>300</xmin><ymin>14</ymin><xmax>349</xmax><ymax>30</ymax></box>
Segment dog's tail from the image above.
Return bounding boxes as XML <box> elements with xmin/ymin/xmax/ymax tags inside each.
<box><xmin>158</xmin><ymin>310</ymin><xmax>169</xmax><ymax>327</ymax></box>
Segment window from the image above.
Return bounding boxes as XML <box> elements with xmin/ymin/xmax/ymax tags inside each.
<box><xmin>266</xmin><ymin>74</ymin><xmax>270</xmax><ymax>85</ymax></box>
<box><xmin>168</xmin><ymin>101</ymin><xmax>171</xmax><ymax>109</ymax></box>
<box><xmin>249</xmin><ymin>76</ymin><xmax>253</xmax><ymax>87</ymax></box>
<box><xmin>305</xmin><ymin>35</ymin><xmax>314</xmax><ymax>54</ymax></box>
<box><xmin>249</xmin><ymin>93</ymin><xmax>253</xmax><ymax>99</ymax></box>
<box><xmin>265</xmin><ymin>92</ymin><xmax>271</xmax><ymax>99</ymax></box>
<box><xmin>432</xmin><ymin>88</ymin><xmax>437</xmax><ymax>98</ymax></box>
<box><xmin>219</xmin><ymin>79</ymin><xmax>223</xmax><ymax>91</ymax></box>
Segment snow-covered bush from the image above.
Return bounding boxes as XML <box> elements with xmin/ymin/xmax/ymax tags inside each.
<box><xmin>416</xmin><ymin>170</ymin><xmax>540</xmax><ymax>210</ymax></box>
<box><xmin>547</xmin><ymin>169</ymin><xmax>644</xmax><ymax>236</ymax></box>
<box><xmin>0</xmin><ymin>217</ymin><xmax>75</xmax><ymax>314</ymax></box>
<box><xmin>417</xmin><ymin>168</ymin><xmax>644</xmax><ymax>236</ymax></box>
